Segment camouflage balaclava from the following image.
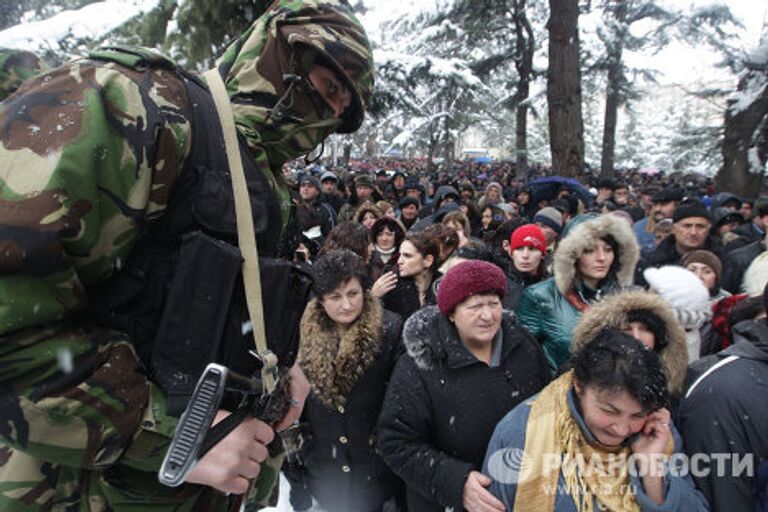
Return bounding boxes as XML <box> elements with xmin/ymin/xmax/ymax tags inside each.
<box><xmin>215</xmin><ymin>0</ymin><xmax>374</xmax><ymax>169</ymax></box>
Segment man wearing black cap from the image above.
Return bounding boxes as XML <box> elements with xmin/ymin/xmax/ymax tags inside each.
<box><xmin>297</xmin><ymin>175</ymin><xmax>336</xmax><ymax>253</ymax></box>
<box><xmin>398</xmin><ymin>196</ymin><xmax>421</xmax><ymax>231</ymax></box>
<box><xmin>720</xmin><ymin>201</ymin><xmax>768</xmax><ymax>293</ymax></box>
<box><xmin>633</xmin><ymin>187</ymin><xmax>685</xmax><ymax>253</ymax></box>
<box><xmin>595</xmin><ymin>178</ymin><xmax>615</xmax><ymax>206</ymax></box>
<box><xmin>385</xmin><ymin>170</ymin><xmax>408</xmax><ymax>204</ymax></box>
<box><xmin>641</xmin><ymin>199</ymin><xmax>722</xmax><ymax>271</ymax></box>
<box><xmin>320</xmin><ymin>170</ymin><xmax>345</xmax><ymax>214</ymax></box>
<box><xmin>375</xmin><ymin>168</ymin><xmax>389</xmax><ymax>190</ymax></box>
<box><xmin>338</xmin><ymin>173</ymin><xmax>381</xmax><ymax>221</ymax></box>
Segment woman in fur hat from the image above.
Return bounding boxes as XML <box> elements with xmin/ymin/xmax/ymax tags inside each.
<box><xmin>285</xmin><ymin>250</ymin><xmax>404</xmax><ymax>512</ymax></box>
<box><xmin>516</xmin><ymin>214</ymin><xmax>640</xmax><ymax>373</ymax></box>
<box><xmin>354</xmin><ymin>201</ymin><xmax>383</xmax><ymax>230</ymax></box>
<box><xmin>571</xmin><ymin>290</ymin><xmax>689</xmax><ymax>403</ymax></box>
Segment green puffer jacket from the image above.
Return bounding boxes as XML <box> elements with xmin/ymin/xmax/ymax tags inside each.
<box><xmin>516</xmin><ymin>214</ymin><xmax>640</xmax><ymax>373</ymax></box>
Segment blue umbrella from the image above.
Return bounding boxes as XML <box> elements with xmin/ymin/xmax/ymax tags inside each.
<box><xmin>528</xmin><ymin>176</ymin><xmax>594</xmax><ymax>207</ymax></box>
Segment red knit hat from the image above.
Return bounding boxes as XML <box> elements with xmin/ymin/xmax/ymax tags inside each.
<box><xmin>437</xmin><ymin>260</ymin><xmax>507</xmax><ymax>315</ymax></box>
<box><xmin>509</xmin><ymin>224</ymin><xmax>546</xmax><ymax>254</ymax></box>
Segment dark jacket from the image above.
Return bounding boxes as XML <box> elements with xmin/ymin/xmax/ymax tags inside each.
<box><xmin>286</xmin><ymin>296</ymin><xmax>404</xmax><ymax>512</ymax></box>
<box><xmin>679</xmin><ymin>319</ymin><xmax>768</xmax><ymax>512</ymax></box>
<box><xmin>725</xmin><ymin>221</ymin><xmax>764</xmax><ymax>252</ymax></box>
<box><xmin>410</xmin><ymin>186</ymin><xmax>460</xmax><ymax>232</ymax></box>
<box><xmin>637</xmin><ymin>233</ymin><xmax>723</xmax><ymax>284</ymax></box>
<box><xmin>377</xmin><ymin>306</ymin><xmax>550</xmax><ymax>512</ymax></box>
<box><xmin>504</xmin><ymin>266</ymin><xmax>546</xmax><ymax>311</ymax></box>
<box><xmin>369</xmin><ymin>249</ymin><xmax>399</xmax><ymax>282</ymax></box>
<box><xmin>721</xmin><ymin>239</ymin><xmax>765</xmax><ymax>294</ymax></box>
<box><xmin>382</xmin><ymin>273</ymin><xmax>438</xmax><ymax>321</ymax></box>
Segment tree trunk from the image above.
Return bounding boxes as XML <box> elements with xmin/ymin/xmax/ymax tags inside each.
<box><xmin>715</xmin><ymin>65</ymin><xmax>768</xmax><ymax>199</ymax></box>
<box><xmin>427</xmin><ymin>125</ymin><xmax>438</xmax><ymax>174</ymax></box>
<box><xmin>600</xmin><ymin>2</ymin><xmax>628</xmax><ymax>180</ymax></box>
<box><xmin>343</xmin><ymin>141</ymin><xmax>352</xmax><ymax>167</ymax></box>
<box><xmin>547</xmin><ymin>0</ymin><xmax>585</xmax><ymax>178</ymax></box>
<box><xmin>512</xmin><ymin>0</ymin><xmax>535</xmax><ymax>182</ymax></box>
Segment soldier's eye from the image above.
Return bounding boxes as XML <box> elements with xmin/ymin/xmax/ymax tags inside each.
<box><xmin>328</xmin><ymin>80</ymin><xmax>338</xmax><ymax>95</ymax></box>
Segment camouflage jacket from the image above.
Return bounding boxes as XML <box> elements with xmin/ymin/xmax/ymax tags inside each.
<box><xmin>0</xmin><ymin>0</ymin><xmax>373</xmax><ymax>510</ymax></box>
<box><xmin>0</xmin><ymin>48</ymin><xmax>49</xmax><ymax>101</ymax></box>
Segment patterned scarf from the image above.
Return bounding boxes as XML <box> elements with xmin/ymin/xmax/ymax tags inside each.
<box><xmin>514</xmin><ymin>371</ymin><xmax>648</xmax><ymax>512</ymax></box>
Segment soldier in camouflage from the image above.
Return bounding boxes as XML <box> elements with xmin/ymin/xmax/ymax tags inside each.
<box><xmin>0</xmin><ymin>48</ymin><xmax>49</xmax><ymax>101</ymax></box>
<box><xmin>0</xmin><ymin>0</ymin><xmax>374</xmax><ymax>510</ymax></box>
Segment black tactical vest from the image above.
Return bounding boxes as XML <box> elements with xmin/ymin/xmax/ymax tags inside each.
<box><xmin>85</xmin><ymin>47</ymin><xmax>311</xmax><ymax>415</ymax></box>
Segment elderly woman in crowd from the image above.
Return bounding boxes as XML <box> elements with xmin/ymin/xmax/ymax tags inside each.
<box><xmin>484</xmin><ymin>329</ymin><xmax>709</xmax><ymax>511</ymax></box>
<box><xmin>516</xmin><ymin>214</ymin><xmax>640</xmax><ymax>372</ymax></box>
<box><xmin>571</xmin><ymin>289</ymin><xmax>689</xmax><ymax>403</ymax></box>
<box><xmin>285</xmin><ymin>250</ymin><xmax>404</xmax><ymax>512</ymax></box>
<box><xmin>378</xmin><ymin>260</ymin><xmax>550</xmax><ymax>512</ymax></box>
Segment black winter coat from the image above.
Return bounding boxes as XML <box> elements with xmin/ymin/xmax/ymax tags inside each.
<box><xmin>382</xmin><ymin>274</ymin><xmax>438</xmax><ymax>321</ymax></box>
<box><xmin>679</xmin><ymin>319</ymin><xmax>768</xmax><ymax>512</ymax></box>
<box><xmin>377</xmin><ymin>306</ymin><xmax>550</xmax><ymax>512</ymax></box>
<box><xmin>285</xmin><ymin>299</ymin><xmax>405</xmax><ymax>512</ymax></box>
<box><xmin>636</xmin><ymin>234</ymin><xmax>723</xmax><ymax>285</ymax></box>
<box><xmin>721</xmin><ymin>239</ymin><xmax>765</xmax><ymax>294</ymax></box>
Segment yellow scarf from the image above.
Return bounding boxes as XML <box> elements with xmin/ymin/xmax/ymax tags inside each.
<box><xmin>514</xmin><ymin>371</ymin><xmax>642</xmax><ymax>512</ymax></box>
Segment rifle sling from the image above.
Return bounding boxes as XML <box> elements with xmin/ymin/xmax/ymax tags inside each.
<box><xmin>202</xmin><ymin>68</ymin><xmax>278</xmax><ymax>395</ymax></box>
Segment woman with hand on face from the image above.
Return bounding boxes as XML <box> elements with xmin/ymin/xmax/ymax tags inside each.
<box><xmin>516</xmin><ymin>214</ymin><xmax>640</xmax><ymax>373</ymax></box>
<box><xmin>378</xmin><ymin>261</ymin><xmax>550</xmax><ymax>512</ymax></box>
<box><xmin>285</xmin><ymin>250</ymin><xmax>404</xmax><ymax>512</ymax></box>
<box><xmin>484</xmin><ymin>329</ymin><xmax>709</xmax><ymax>512</ymax></box>
<box><xmin>377</xmin><ymin>230</ymin><xmax>441</xmax><ymax>320</ymax></box>
<box><xmin>506</xmin><ymin>224</ymin><xmax>549</xmax><ymax>309</ymax></box>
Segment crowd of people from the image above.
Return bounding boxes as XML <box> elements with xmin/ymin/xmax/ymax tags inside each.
<box><xmin>1</xmin><ymin>0</ymin><xmax>766</xmax><ymax>510</ymax></box>
<box><xmin>283</xmin><ymin>158</ymin><xmax>768</xmax><ymax>511</ymax></box>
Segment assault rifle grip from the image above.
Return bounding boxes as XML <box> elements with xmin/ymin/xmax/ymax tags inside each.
<box><xmin>158</xmin><ymin>363</ymin><xmax>228</xmax><ymax>487</ymax></box>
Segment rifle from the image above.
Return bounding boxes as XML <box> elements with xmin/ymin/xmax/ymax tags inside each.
<box><xmin>158</xmin><ymin>66</ymin><xmax>308</xmax><ymax>489</ymax></box>
<box><xmin>158</xmin><ymin>363</ymin><xmax>292</xmax><ymax>487</ymax></box>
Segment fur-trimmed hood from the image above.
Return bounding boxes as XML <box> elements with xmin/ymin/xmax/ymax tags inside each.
<box><xmin>553</xmin><ymin>214</ymin><xmax>639</xmax><ymax>295</ymax></box>
<box><xmin>402</xmin><ymin>304</ymin><xmax>518</xmax><ymax>370</ymax></box>
<box><xmin>571</xmin><ymin>290</ymin><xmax>688</xmax><ymax>398</ymax></box>
<box><xmin>299</xmin><ymin>293</ymin><xmax>384</xmax><ymax>409</ymax></box>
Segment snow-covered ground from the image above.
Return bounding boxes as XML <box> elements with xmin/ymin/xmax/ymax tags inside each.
<box><xmin>261</xmin><ymin>473</ymin><xmax>324</xmax><ymax>512</ymax></box>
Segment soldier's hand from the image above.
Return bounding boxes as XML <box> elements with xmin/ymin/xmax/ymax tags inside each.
<box><xmin>185</xmin><ymin>410</ymin><xmax>274</xmax><ymax>494</ymax></box>
<box><xmin>274</xmin><ymin>362</ymin><xmax>311</xmax><ymax>432</ymax></box>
